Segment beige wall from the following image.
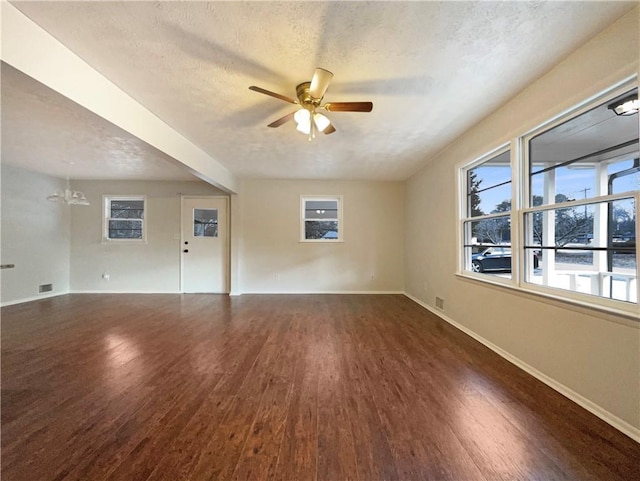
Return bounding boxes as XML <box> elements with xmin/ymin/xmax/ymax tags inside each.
<box><xmin>405</xmin><ymin>8</ymin><xmax>639</xmax><ymax>434</ymax></box>
<box><xmin>1</xmin><ymin>164</ymin><xmax>71</xmax><ymax>304</ymax></box>
<box><xmin>237</xmin><ymin>179</ymin><xmax>404</xmax><ymax>293</ymax></box>
<box><xmin>70</xmin><ymin>179</ymin><xmax>225</xmax><ymax>292</ymax></box>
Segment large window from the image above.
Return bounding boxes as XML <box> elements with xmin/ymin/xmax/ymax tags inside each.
<box><xmin>459</xmin><ymin>81</ymin><xmax>638</xmax><ymax>315</ymax></box>
<box><xmin>462</xmin><ymin>149</ymin><xmax>513</xmax><ymax>279</ymax></box>
<box><xmin>525</xmin><ymin>87</ymin><xmax>638</xmax><ymax>306</ymax></box>
<box><xmin>300</xmin><ymin>195</ymin><xmax>342</xmax><ymax>242</ymax></box>
<box><xmin>103</xmin><ymin>195</ymin><xmax>146</xmax><ymax>242</ymax></box>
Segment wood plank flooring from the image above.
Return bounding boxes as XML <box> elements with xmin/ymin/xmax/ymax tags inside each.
<box><xmin>1</xmin><ymin>294</ymin><xmax>638</xmax><ymax>481</ymax></box>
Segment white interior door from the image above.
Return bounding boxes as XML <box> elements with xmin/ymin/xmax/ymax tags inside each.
<box><xmin>181</xmin><ymin>196</ymin><xmax>228</xmax><ymax>293</ymax></box>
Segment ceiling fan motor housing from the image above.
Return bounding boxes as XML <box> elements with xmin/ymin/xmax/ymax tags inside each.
<box><xmin>296</xmin><ymin>82</ymin><xmax>322</xmax><ymax>107</ymax></box>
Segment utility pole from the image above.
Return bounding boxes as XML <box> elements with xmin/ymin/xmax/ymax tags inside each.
<box><xmin>576</xmin><ymin>187</ymin><xmax>591</xmax><ymax>218</ymax></box>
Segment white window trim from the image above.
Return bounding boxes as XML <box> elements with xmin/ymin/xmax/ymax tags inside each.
<box><xmin>458</xmin><ymin>144</ymin><xmax>515</xmax><ymax>289</ymax></box>
<box><xmin>457</xmin><ymin>77</ymin><xmax>639</xmax><ymax>319</ymax></box>
<box><xmin>102</xmin><ymin>195</ymin><xmax>147</xmax><ymax>244</ymax></box>
<box><xmin>300</xmin><ymin>195</ymin><xmax>344</xmax><ymax>242</ymax></box>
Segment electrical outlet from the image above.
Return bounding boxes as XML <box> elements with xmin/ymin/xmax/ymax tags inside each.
<box><xmin>435</xmin><ymin>297</ymin><xmax>444</xmax><ymax>310</ymax></box>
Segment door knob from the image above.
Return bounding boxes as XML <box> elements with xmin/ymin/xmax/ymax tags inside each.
<box><xmin>183</xmin><ymin>249</ymin><xmax>189</xmax><ymax>253</ymax></box>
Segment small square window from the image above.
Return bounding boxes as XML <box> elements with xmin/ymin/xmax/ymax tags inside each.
<box><xmin>300</xmin><ymin>196</ymin><xmax>342</xmax><ymax>242</ymax></box>
<box><xmin>104</xmin><ymin>196</ymin><xmax>146</xmax><ymax>242</ymax></box>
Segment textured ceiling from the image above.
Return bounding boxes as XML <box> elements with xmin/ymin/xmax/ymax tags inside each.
<box><xmin>5</xmin><ymin>1</ymin><xmax>636</xmax><ymax>182</ymax></box>
<box><xmin>1</xmin><ymin>63</ymin><xmax>197</xmax><ymax>181</ymax></box>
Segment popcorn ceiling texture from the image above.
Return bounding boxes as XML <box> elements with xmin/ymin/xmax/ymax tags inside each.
<box><xmin>6</xmin><ymin>1</ymin><xmax>635</xmax><ymax>181</ymax></box>
<box><xmin>2</xmin><ymin>65</ymin><xmax>195</xmax><ymax>181</ymax></box>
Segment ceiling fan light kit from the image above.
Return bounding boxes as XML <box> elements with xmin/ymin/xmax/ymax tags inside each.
<box><xmin>249</xmin><ymin>68</ymin><xmax>373</xmax><ymax>141</ymax></box>
<box><xmin>294</xmin><ymin>108</ymin><xmax>330</xmax><ymax>135</ymax></box>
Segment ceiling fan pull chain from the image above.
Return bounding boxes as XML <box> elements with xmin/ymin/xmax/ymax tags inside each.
<box><xmin>309</xmin><ymin>108</ymin><xmax>315</xmax><ymax>142</ymax></box>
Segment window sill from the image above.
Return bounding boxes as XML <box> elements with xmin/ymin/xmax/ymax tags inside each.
<box><xmin>102</xmin><ymin>238</ymin><xmax>148</xmax><ymax>245</ymax></box>
<box><xmin>299</xmin><ymin>239</ymin><xmax>344</xmax><ymax>243</ymax></box>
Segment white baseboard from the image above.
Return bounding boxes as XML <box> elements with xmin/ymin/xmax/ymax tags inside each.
<box><xmin>2</xmin><ymin>290</ymin><xmax>235</xmax><ymax>306</ymax></box>
<box><xmin>3</xmin><ymin>290</ymin><xmax>403</xmax><ymax>303</ymax></box>
<box><xmin>238</xmin><ymin>290</ymin><xmax>404</xmax><ymax>295</ymax></box>
<box><xmin>1</xmin><ymin>291</ymin><xmax>67</xmax><ymax>307</ymax></box>
<box><xmin>71</xmin><ymin>290</ymin><xmax>183</xmax><ymax>294</ymax></box>
<box><xmin>403</xmin><ymin>292</ymin><xmax>640</xmax><ymax>443</ymax></box>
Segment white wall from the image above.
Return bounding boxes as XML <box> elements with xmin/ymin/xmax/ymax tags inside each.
<box><xmin>405</xmin><ymin>8</ymin><xmax>640</xmax><ymax>436</ymax></box>
<box><xmin>70</xmin><ymin>179</ymin><xmax>225</xmax><ymax>292</ymax></box>
<box><xmin>1</xmin><ymin>164</ymin><xmax>71</xmax><ymax>304</ymax></box>
<box><xmin>238</xmin><ymin>179</ymin><xmax>404</xmax><ymax>294</ymax></box>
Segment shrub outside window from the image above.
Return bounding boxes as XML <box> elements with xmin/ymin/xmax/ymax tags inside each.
<box><xmin>103</xmin><ymin>195</ymin><xmax>146</xmax><ymax>242</ymax></box>
<box><xmin>300</xmin><ymin>195</ymin><xmax>342</xmax><ymax>242</ymax></box>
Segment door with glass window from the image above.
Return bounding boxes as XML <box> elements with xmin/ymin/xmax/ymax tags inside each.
<box><xmin>181</xmin><ymin>196</ymin><xmax>228</xmax><ymax>293</ymax></box>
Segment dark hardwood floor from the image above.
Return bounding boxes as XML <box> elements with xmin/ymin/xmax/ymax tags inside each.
<box><xmin>1</xmin><ymin>294</ymin><xmax>638</xmax><ymax>481</ymax></box>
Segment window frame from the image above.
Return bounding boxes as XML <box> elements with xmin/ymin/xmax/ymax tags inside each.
<box><xmin>459</xmin><ymin>144</ymin><xmax>516</xmax><ymax>288</ymax></box>
<box><xmin>103</xmin><ymin>195</ymin><xmax>147</xmax><ymax>243</ymax></box>
<box><xmin>457</xmin><ymin>77</ymin><xmax>639</xmax><ymax>318</ymax></box>
<box><xmin>300</xmin><ymin>195</ymin><xmax>343</xmax><ymax>243</ymax></box>
<box><xmin>520</xmin><ymin>80</ymin><xmax>638</xmax><ymax>315</ymax></box>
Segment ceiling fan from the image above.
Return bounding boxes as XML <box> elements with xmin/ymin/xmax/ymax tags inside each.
<box><xmin>249</xmin><ymin>68</ymin><xmax>373</xmax><ymax>140</ymax></box>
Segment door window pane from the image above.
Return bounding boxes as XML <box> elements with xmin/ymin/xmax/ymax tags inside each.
<box><xmin>194</xmin><ymin>209</ymin><xmax>218</xmax><ymax>237</ymax></box>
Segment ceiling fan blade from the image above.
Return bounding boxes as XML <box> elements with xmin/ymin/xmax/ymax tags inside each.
<box><xmin>324</xmin><ymin>123</ymin><xmax>336</xmax><ymax>135</ymax></box>
<box><xmin>249</xmin><ymin>86</ymin><xmax>297</xmax><ymax>104</ymax></box>
<box><xmin>267</xmin><ymin>111</ymin><xmax>296</xmax><ymax>128</ymax></box>
<box><xmin>324</xmin><ymin>102</ymin><xmax>373</xmax><ymax>112</ymax></box>
<box><xmin>309</xmin><ymin>68</ymin><xmax>334</xmax><ymax>99</ymax></box>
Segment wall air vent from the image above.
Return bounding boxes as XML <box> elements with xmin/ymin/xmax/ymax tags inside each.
<box><xmin>39</xmin><ymin>284</ymin><xmax>53</xmax><ymax>293</ymax></box>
